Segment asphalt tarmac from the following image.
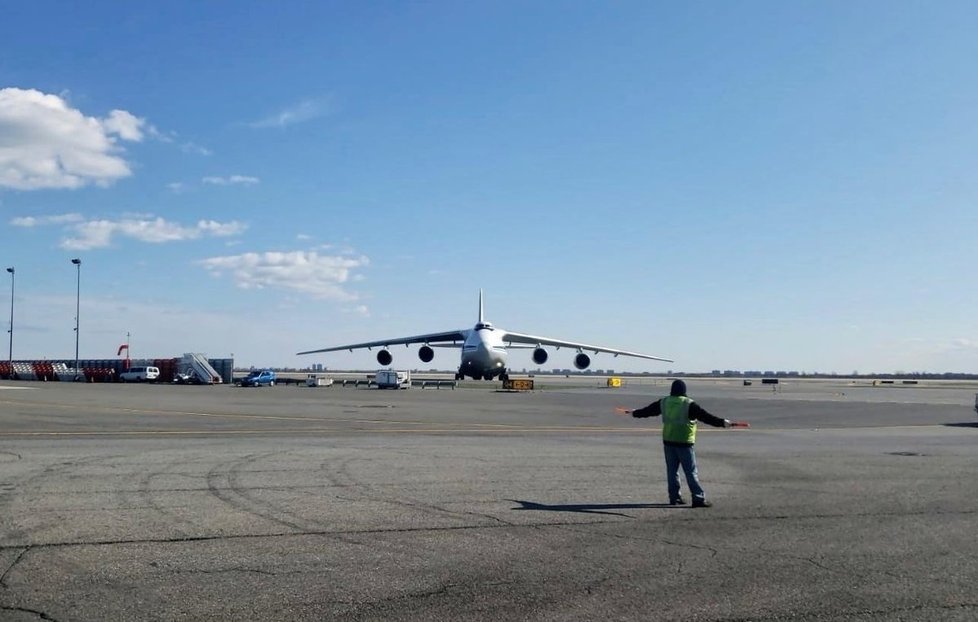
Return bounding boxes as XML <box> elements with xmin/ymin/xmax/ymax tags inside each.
<box><xmin>1</xmin><ymin>377</ymin><xmax>977</xmax><ymax>621</ymax></box>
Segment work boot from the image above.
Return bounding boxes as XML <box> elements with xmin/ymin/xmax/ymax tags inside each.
<box><xmin>691</xmin><ymin>498</ymin><xmax>712</xmax><ymax>508</ymax></box>
<box><xmin>669</xmin><ymin>497</ymin><xmax>685</xmax><ymax>505</ymax></box>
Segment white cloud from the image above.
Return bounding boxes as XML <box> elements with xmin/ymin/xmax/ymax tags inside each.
<box><xmin>248</xmin><ymin>99</ymin><xmax>327</xmax><ymax>128</ymax></box>
<box><xmin>101</xmin><ymin>109</ymin><xmax>145</xmax><ymax>141</ymax></box>
<box><xmin>316</xmin><ymin>243</ymin><xmax>359</xmax><ymax>256</ymax></box>
<box><xmin>202</xmin><ymin>175</ymin><xmax>260</xmax><ymax>186</ymax></box>
<box><xmin>167</xmin><ymin>181</ymin><xmax>187</xmax><ymax>193</ymax></box>
<box><xmin>0</xmin><ymin>88</ymin><xmax>147</xmax><ymax>190</ymax></box>
<box><xmin>198</xmin><ymin>250</ymin><xmax>369</xmax><ymax>301</ymax></box>
<box><xmin>10</xmin><ymin>213</ymin><xmax>84</xmax><ymax>227</ymax></box>
<box><xmin>60</xmin><ymin>217</ymin><xmax>247</xmax><ymax>250</ymax></box>
<box><xmin>180</xmin><ymin>142</ymin><xmax>212</xmax><ymax>156</ymax></box>
<box><xmin>944</xmin><ymin>338</ymin><xmax>978</xmax><ymax>353</ymax></box>
<box><xmin>197</xmin><ymin>219</ymin><xmax>248</xmax><ymax>236</ymax></box>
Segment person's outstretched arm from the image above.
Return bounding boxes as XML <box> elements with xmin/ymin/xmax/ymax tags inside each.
<box><xmin>631</xmin><ymin>401</ymin><xmax>662</xmax><ymax>419</ymax></box>
<box><xmin>689</xmin><ymin>402</ymin><xmax>730</xmax><ymax>428</ymax></box>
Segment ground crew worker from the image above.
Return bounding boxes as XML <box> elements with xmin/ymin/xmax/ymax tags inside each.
<box><xmin>631</xmin><ymin>379</ymin><xmax>730</xmax><ymax>508</ymax></box>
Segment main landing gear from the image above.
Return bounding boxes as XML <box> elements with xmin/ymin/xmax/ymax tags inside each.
<box><xmin>455</xmin><ymin>369</ymin><xmax>510</xmax><ymax>381</ymax></box>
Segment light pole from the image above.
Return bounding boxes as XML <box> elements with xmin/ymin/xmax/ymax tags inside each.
<box><xmin>71</xmin><ymin>258</ymin><xmax>81</xmax><ymax>380</ymax></box>
<box><xmin>5</xmin><ymin>267</ymin><xmax>12</xmax><ymax>366</ymax></box>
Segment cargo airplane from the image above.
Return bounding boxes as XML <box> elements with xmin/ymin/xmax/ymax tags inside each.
<box><xmin>297</xmin><ymin>291</ymin><xmax>672</xmax><ymax>381</ymax></box>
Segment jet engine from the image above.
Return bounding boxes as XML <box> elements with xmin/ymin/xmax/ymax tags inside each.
<box><xmin>418</xmin><ymin>345</ymin><xmax>434</xmax><ymax>363</ymax></box>
<box><xmin>532</xmin><ymin>348</ymin><xmax>549</xmax><ymax>365</ymax></box>
<box><xmin>377</xmin><ymin>349</ymin><xmax>393</xmax><ymax>366</ymax></box>
<box><xmin>573</xmin><ymin>352</ymin><xmax>591</xmax><ymax>370</ymax></box>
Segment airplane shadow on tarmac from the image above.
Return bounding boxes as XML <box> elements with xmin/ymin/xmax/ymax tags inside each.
<box><xmin>508</xmin><ymin>500</ymin><xmax>677</xmax><ymax>517</ymax></box>
<box><xmin>944</xmin><ymin>422</ymin><xmax>978</xmax><ymax>428</ymax></box>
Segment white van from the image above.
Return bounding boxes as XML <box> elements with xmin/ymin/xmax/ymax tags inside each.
<box><xmin>376</xmin><ymin>369</ymin><xmax>411</xmax><ymax>389</ymax></box>
<box><xmin>119</xmin><ymin>366</ymin><xmax>160</xmax><ymax>383</ymax></box>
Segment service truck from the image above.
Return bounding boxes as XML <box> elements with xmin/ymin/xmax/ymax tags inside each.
<box><xmin>376</xmin><ymin>370</ymin><xmax>411</xmax><ymax>389</ymax></box>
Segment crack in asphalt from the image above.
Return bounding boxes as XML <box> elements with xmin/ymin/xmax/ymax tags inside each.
<box><xmin>2</xmin><ymin>504</ymin><xmax>976</xmax><ymax>552</ymax></box>
<box><xmin>658</xmin><ymin>538</ymin><xmax>719</xmax><ymax>557</ymax></box>
<box><xmin>753</xmin><ymin>544</ymin><xmax>838</xmax><ymax>575</ymax></box>
<box><xmin>355</xmin><ymin>578</ymin><xmax>521</xmax><ymax>613</ymax></box>
<box><xmin>0</xmin><ymin>605</ymin><xmax>60</xmax><ymax>621</ymax></box>
<box><xmin>803</xmin><ymin>556</ymin><xmax>833</xmax><ymax>573</ymax></box>
<box><xmin>0</xmin><ymin>517</ymin><xmax>642</xmax><ymax>553</ymax></box>
<box><xmin>168</xmin><ymin>566</ymin><xmax>308</xmax><ymax>576</ymax></box>
<box><xmin>0</xmin><ymin>546</ymin><xmax>30</xmax><ymax>587</ymax></box>
<box><xmin>552</xmin><ymin>522</ymin><xmax>722</xmax><ymax>559</ymax></box>
<box><xmin>720</xmin><ymin>601</ymin><xmax>978</xmax><ymax>621</ymax></box>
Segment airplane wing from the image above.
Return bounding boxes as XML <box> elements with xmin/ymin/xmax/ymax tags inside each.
<box><xmin>500</xmin><ymin>330</ymin><xmax>673</xmax><ymax>362</ymax></box>
<box><xmin>297</xmin><ymin>329</ymin><xmax>469</xmax><ymax>355</ymax></box>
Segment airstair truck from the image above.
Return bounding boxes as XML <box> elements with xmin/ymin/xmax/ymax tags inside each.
<box><xmin>178</xmin><ymin>353</ymin><xmax>223</xmax><ymax>384</ymax></box>
<box><xmin>376</xmin><ymin>370</ymin><xmax>411</xmax><ymax>389</ymax></box>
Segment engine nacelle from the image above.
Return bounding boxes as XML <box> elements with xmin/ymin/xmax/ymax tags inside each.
<box><xmin>532</xmin><ymin>347</ymin><xmax>549</xmax><ymax>365</ymax></box>
<box><xmin>573</xmin><ymin>352</ymin><xmax>591</xmax><ymax>370</ymax></box>
<box><xmin>418</xmin><ymin>345</ymin><xmax>434</xmax><ymax>363</ymax></box>
<box><xmin>377</xmin><ymin>349</ymin><xmax>393</xmax><ymax>366</ymax></box>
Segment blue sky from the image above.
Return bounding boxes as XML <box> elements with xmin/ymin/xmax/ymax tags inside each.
<box><xmin>2</xmin><ymin>1</ymin><xmax>978</xmax><ymax>373</ymax></box>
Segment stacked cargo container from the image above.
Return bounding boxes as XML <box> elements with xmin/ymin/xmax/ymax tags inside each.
<box><xmin>0</xmin><ymin>357</ymin><xmax>232</xmax><ymax>383</ymax></box>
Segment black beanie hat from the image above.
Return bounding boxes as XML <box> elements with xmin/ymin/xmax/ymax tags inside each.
<box><xmin>670</xmin><ymin>379</ymin><xmax>687</xmax><ymax>397</ymax></box>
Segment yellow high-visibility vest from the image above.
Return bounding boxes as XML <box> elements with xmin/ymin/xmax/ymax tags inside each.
<box><xmin>660</xmin><ymin>395</ymin><xmax>696</xmax><ymax>444</ymax></box>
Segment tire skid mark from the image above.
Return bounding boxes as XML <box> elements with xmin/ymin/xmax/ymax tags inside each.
<box><xmin>136</xmin><ymin>452</ymin><xmax>210</xmax><ymax>538</ymax></box>
<box><xmin>226</xmin><ymin>450</ymin><xmax>329</xmax><ymax>532</ymax></box>
<box><xmin>213</xmin><ymin>451</ymin><xmax>369</xmax><ymax>547</ymax></box>
<box><xmin>326</xmin><ymin>453</ymin><xmax>514</xmax><ymax>528</ymax></box>
<box><xmin>1</xmin><ymin>454</ymin><xmax>121</xmax><ymax>544</ymax></box>
<box><xmin>205</xmin><ymin>451</ymin><xmax>329</xmax><ymax>534</ymax></box>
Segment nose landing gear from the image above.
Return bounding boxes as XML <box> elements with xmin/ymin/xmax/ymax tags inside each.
<box><xmin>456</xmin><ymin>369</ymin><xmax>510</xmax><ymax>381</ymax></box>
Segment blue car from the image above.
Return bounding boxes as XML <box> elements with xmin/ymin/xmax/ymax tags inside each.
<box><xmin>240</xmin><ymin>369</ymin><xmax>276</xmax><ymax>387</ymax></box>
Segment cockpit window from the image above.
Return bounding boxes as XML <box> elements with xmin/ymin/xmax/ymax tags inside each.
<box><xmin>475</xmin><ymin>322</ymin><xmax>494</xmax><ymax>331</ymax></box>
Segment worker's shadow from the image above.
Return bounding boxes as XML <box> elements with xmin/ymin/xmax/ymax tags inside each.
<box><xmin>508</xmin><ymin>499</ymin><xmax>674</xmax><ymax>517</ymax></box>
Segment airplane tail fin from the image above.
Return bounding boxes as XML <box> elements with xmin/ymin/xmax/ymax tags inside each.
<box><xmin>478</xmin><ymin>289</ymin><xmax>484</xmax><ymax>323</ymax></box>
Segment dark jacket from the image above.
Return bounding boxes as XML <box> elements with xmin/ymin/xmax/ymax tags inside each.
<box><xmin>632</xmin><ymin>398</ymin><xmax>727</xmax><ymax>446</ymax></box>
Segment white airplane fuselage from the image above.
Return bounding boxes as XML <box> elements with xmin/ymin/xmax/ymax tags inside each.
<box><xmin>459</xmin><ymin>324</ymin><xmax>507</xmax><ymax>380</ymax></box>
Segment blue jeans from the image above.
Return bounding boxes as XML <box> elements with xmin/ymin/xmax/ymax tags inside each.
<box><xmin>663</xmin><ymin>443</ymin><xmax>705</xmax><ymax>502</ymax></box>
